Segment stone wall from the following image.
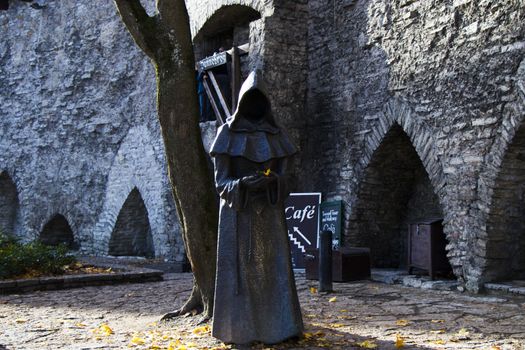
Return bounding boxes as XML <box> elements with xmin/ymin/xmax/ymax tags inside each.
<box><xmin>0</xmin><ymin>0</ymin><xmax>182</xmax><ymax>263</ymax></box>
<box><xmin>1</xmin><ymin>0</ymin><xmax>524</xmax><ymax>290</ymax></box>
<box><xmin>304</xmin><ymin>0</ymin><xmax>525</xmax><ymax>290</ymax></box>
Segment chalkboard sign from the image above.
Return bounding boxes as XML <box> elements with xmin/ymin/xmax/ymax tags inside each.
<box><xmin>320</xmin><ymin>201</ymin><xmax>343</xmax><ymax>249</ymax></box>
<box><xmin>285</xmin><ymin>193</ymin><xmax>321</xmax><ymax>269</ymax></box>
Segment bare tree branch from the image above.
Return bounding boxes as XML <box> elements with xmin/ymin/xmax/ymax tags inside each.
<box><xmin>114</xmin><ymin>0</ymin><xmax>160</xmax><ymax>59</ymax></box>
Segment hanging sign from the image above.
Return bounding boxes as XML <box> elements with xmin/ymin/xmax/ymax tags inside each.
<box><xmin>320</xmin><ymin>200</ymin><xmax>343</xmax><ymax>249</ymax></box>
<box><xmin>285</xmin><ymin>193</ymin><xmax>321</xmax><ymax>269</ymax></box>
<box><xmin>197</xmin><ymin>52</ymin><xmax>228</xmax><ymax>71</ymax></box>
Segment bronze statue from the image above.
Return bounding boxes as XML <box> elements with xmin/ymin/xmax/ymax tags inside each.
<box><xmin>210</xmin><ymin>71</ymin><xmax>303</xmax><ymax>344</ymax></box>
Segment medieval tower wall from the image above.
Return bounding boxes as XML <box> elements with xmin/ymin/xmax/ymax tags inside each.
<box><xmin>1</xmin><ymin>0</ymin><xmax>524</xmax><ymax>290</ymax></box>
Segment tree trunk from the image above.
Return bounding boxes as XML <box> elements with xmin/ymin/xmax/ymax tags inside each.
<box><xmin>113</xmin><ymin>0</ymin><xmax>218</xmax><ymax>319</ymax></box>
<box><xmin>156</xmin><ymin>63</ymin><xmax>218</xmax><ymax>318</ymax></box>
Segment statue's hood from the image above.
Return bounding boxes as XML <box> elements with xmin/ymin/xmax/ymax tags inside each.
<box><xmin>210</xmin><ymin>71</ymin><xmax>297</xmax><ymax>162</ymax></box>
<box><xmin>226</xmin><ymin>71</ymin><xmax>279</xmax><ymax>134</ymax></box>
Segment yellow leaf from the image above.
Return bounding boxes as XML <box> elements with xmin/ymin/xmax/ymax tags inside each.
<box><xmin>329</xmin><ymin>323</ymin><xmax>345</xmax><ymax>328</ymax></box>
<box><xmin>100</xmin><ymin>324</ymin><xmax>114</xmax><ymax>336</ymax></box>
<box><xmin>75</xmin><ymin>322</ymin><xmax>87</xmax><ymax>328</ymax></box>
<box><xmin>395</xmin><ymin>334</ymin><xmax>404</xmax><ymax>349</ymax></box>
<box><xmin>167</xmin><ymin>342</ymin><xmax>177</xmax><ymax>350</ymax></box>
<box><xmin>430</xmin><ymin>339</ymin><xmax>446</xmax><ymax>345</ymax></box>
<box><xmin>356</xmin><ymin>340</ymin><xmax>378</xmax><ymax>348</ymax></box>
<box><xmin>92</xmin><ymin>323</ymin><xmax>113</xmax><ymax>336</ymax></box>
<box><xmin>15</xmin><ymin>319</ymin><xmax>27</xmax><ymax>323</ymax></box>
<box><xmin>431</xmin><ymin>319</ymin><xmax>445</xmax><ymax>323</ymax></box>
<box><xmin>130</xmin><ymin>336</ymin><xmax>145</xmax><ymax>345</ymax></box>
<box><xmin>192</xmin><ymin>325</ymin><xmax>211</xmax><ymax>334</ymax></box>
<box><xmin>431</xmin><ymin>329</ymin><xmax>446</xmax><ymax>334</ymax></box>
<box><xmin>310</xmin><ymin>287</ymin><xmax>318</xmax><ymax>294</ymax></box>
<box><xmin>490</xmin><ymin>346</ymin><xmax>502</xmax><ymax>350</ymax></box>
<box><xmin>456</xmin><ymin>328</ymin><xmax>470</xmax><ymax>336</ymax></box>
<box><xmin>339</xmin><ymin>309</ymin><xmax>349</xmax><ymax>312</ymax></box>
<box><xmin>328</xmin><ymin>297</ymin><xmax>337</xmax><ymax>302</ymax></box>
<box><xmin>395</xmin><ymin>319</ymin><xmax>409</xmax><ymax>327</ymax></box>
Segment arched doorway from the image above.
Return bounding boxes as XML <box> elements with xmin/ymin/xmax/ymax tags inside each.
<box><xmin>0</xmin><ymin>172</ymin><xmax>20</xmax><ymax>235</ymax></box>
<box><xmin>193</xmin><ymin>5</ymin><xmax>262</xmax><ymax>122</ymax></box>
<box><xmin>108</xmin><ymin>188</ymin><xmax>154</xmax><ymax>258</ymax></box>
<box><xmin>40</xmin><ymin>214</ymin><xmax>77</xmax><ymax>249</ymax></box>
<box><xmin>348</xmin><ymin>124</ymin><xmax>444</xmax><ymax>268</ymax></box>
<box><xmin>486</xmin><ymin>121</ymin><xmax>525</xmax><ymax>281</ymax></box>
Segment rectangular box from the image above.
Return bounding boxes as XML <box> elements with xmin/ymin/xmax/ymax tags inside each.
<box><xmin>407</xmin><ymin>218</ymin><xmax>451</xmax><ymax>280</ymax></box>
<box><xmin>305</xmin><ymin>247</ymin><xmax>371</xmax><ymax>282</ymax></box>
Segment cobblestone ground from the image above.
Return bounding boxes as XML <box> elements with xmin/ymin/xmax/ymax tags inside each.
<box><xmin>1</xmin><ymin>273</ymin><xmax>524</xmax><ymax>349</ymax></box>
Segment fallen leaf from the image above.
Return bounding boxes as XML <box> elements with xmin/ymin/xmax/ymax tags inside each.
<box><xmin>129</xmin><ymin>336</ymin><xmax>145</xmax><ymax>345</ymax></box>
<box><xmin>431</xmin><ymin>329</ymin><xmax>446</xmax><ymax>334</ymax></box>
<box><xmin>75</xmin><ymin>323</ymin><xmax>87</xmax><ymax>328</ymax></box>
<box><xmin>489</xmin><ymin>346</ymin><xmax>502</xmax><ymax>350</ymax></box>
<box><xmin>91</xmin><ymin>323</ymin><xmax>113</xmax><ymax>336</ymax></box>
<box><xmin>329</xmin><ymin>323</ymin><xmax>345</xmax><ymax>328</ymax></box>
<box><xmin>339</xmin><ymin>309</ymin><xmax>349</xmax><ymax>313</ymax></box>
<box><xmin>310</xmin><ymin>287</ymin><xmax>318</xmax><ymax>294</ymax></box>
<box><xmin>430</xmin><ymin>339</ymin><xmax>446</xmax><ymax>345</ymax></box>
<box><xmin>431</xmin><ymin>319</ymin><xmax>445</xmax><ymax>323</ymax></box>
<box><xmin>15</xmin><ymin>319</ymin><xmax>27</xmax><ymax>323</ymax></box>
<box><xmin>328</xmin><ymin>297</ymin><xmax>337</xmax><ymax>302</ymax></box>
<box><xmin>192</xmin><ymin>325</ymin><xmax>211</xmax><ymax>334</ymax></box>
<box><xmin>395</xmin><ymin>334</ymin><xmax>404</xmax><ymax>348</ymax></box>
<box><xmin>456</xmin><ymin>328</ymin><xmax>470</xmax><ymax>338</ymax></box>
<box><xmin>356</xmin><ymin>340</ymin><xmax>378</xmax><ymax>348</ymax></box>
<box><xmin>395</xmin><ymin>319</ymin><xmax>409</xmax><ymax>327</ymax></box>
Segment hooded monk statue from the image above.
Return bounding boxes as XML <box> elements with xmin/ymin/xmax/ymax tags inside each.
<box><xmin>210</xmin><ymin>71</ymin><xmax>304</xmax><ymax>344</ymax></box>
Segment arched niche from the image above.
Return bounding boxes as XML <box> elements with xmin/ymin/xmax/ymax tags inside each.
<box><xmin>40</xmin><ymin>214</ymin><xmax>77</xmax><ymax>249</ymax></box>
<box><xmin>193</xmin><ymin>5</ymin><xmax>261</xmax><ymax>60</ymax></box>
<box><xmin>0</xmin><ymin>171</ymin><xmax>20</xmax><ymax>235</ymax></box>
<box><xmin>486</xmin><ymin>120</ymin><xmax>525</xmax><ymax>281</ymax></box>
<box><xmin>108</xmin><ymin>188</ymin><xmax>154</xmax><ymax>258</ymax></box>
<box><xmin>348</xmin><ymin>124</ymin><xmax>444</xmax><ymax>268</ymax></box>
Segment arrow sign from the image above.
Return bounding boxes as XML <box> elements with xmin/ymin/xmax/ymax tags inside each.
<box><xmin>285</xmin><ymin>193</ymin><xmax>321</xmax><ymax>268</ymax></box>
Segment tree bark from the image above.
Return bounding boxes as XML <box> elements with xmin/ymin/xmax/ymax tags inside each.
<box><xmin>114</xmin><ymin>0</ymin><xmax>218</xmax><ymax>319</ymax></box>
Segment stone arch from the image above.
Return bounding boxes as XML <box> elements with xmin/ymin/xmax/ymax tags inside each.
<box><xmin>0</xmin><ymin>171</ymin><xmax>20</xmax><ymax>235</ymax></box>
<box><xmin>348</xmin><ymin>123</ymin><xmax>445</xmax><ymax>268</ymax></box>
<box><xmin>192</xmin><ymin>5</ymin><xmax>261</xmax><ymax>58</ymax></box>
<box><xmin>474</xmin><ymin>58</ymin><xmax>525</xmax><ymax>284</ymax></box>
<box><xmin>482</xmin><ymin>110</ymin><xmax>525</xmax><ymax>282</ymax></box>
<box><xmin>108</xmin><ymin>187</ymin><xmax>154</xmax><ymax>258</ymax></box>
<box><xmin>40</xmin><ymin>213</ymin><xmax>77</xmax><ymax>249</ymax></box>
<box><xmin>361</xmin><ymin>99</ymin><xmax>447</xmax><ymax>200</ymax></box>
<box><xmin>188</xmin><ymin>1</ymin><xmax>266</xmax><ymax>40</ymax></box>
<box><xmin>93</xmin><ymin>125</ymin><xmax>181</xmax><ymax>261</ymax></box>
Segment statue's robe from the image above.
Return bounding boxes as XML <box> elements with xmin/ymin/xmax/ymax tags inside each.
<box><xmin>210</xmin><ymin>72</ymin><xmax>303</xmax><ymax>345</ymax></box>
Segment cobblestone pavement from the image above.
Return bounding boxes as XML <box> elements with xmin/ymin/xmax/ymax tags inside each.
<box><xmin>1</xmin><ymin>273</ymin><xmax>524</xmax><ymax>349</ymax></box>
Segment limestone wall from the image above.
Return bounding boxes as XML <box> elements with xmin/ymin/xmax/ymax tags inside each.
<box><xmin>304</xmin><ymin>0</ymin><xmax>525</xmax><ymax>290</ymax></box>
<box><xmin>1</xmin><ymin>0</ymin><xmax>524</xmax><ymax>289</ymax></box>
<box><xmin>0</xmin><ymin>0</ymin><xmax>182</xmax><ymax>262</ymax></box>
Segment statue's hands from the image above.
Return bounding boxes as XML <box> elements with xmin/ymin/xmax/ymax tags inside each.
<box><xmin>241</xmin><ymin>174</ymin><xmax>274</xmax><ymax>189</ymax></box>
